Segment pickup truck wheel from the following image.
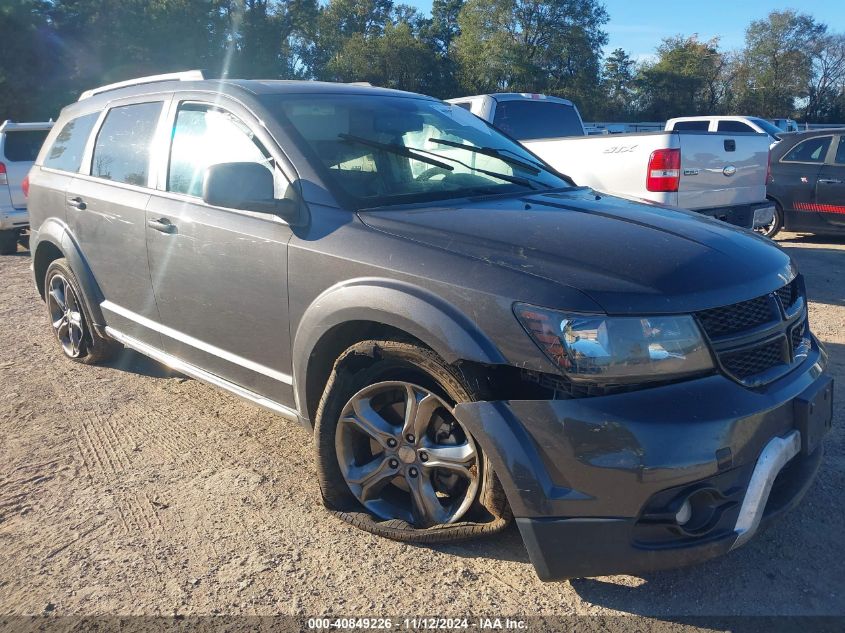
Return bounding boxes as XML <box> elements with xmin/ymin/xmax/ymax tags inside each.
<box><xmin>44</xmin><ymin>258</ymin><xmax>119</xmax><ymax>365</ymax></box>
<box><xmin>0</xmin><ymin>230</ymin><xmax>18</xmax><ymax>255</ymax></box>
<box><xmin>314</xmin><ymin>339</ymin><xmax>511</xmax><ymax>543</ymax></box>
<box><xmin>757</xmin><ymin>204</ymin><xmax>782</xmax><ymax>239</ymax></box>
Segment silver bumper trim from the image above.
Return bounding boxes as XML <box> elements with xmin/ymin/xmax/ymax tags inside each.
<box><xmin>731</xmin><ymin>430</ymin><xmax>801</xmax><ymax>549</ymax></box>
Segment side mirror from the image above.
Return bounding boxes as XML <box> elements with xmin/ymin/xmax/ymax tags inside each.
<box><xmin>202</xmin><ymin>162</ymin><xmax>298</xmax><ymax>221</ymax></box>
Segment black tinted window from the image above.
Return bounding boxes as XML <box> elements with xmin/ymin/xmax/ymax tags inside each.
<box><xmin>717</xmin><ymin>120</ymin><xmax>755</xmax><ymax>133</ymax></box>
<box><xmin>672</xmin><ymin>121</ymin><xmax>710</xmax><ymax>131</ymax></box>
<box><xmin>493</xmin><ymin>100</ymin><xmax>583</xmax><ymax>140</ymax></box>
<box><xmin>835</xmin><ymin>137</ymin><xmax>845</xmax><ymax>165</ymax></box>
<box><xmin>2</xmin><ymin>130</ymin><xmax>50</xmax><ymax>162</ymax></box>
<box><xmin>43</xmin><ymin>114</ymin><xmax>98</xmax><ymax>172</ymax></box>
<box><xmin>92</xmin><ymin>102</ymin><xmax>162</xmax><ymax>186</ymax></box>
<box><xmin>783</xmin><ymin>136</ymin><xmax>832</xmax><ymax>163</ymax></box>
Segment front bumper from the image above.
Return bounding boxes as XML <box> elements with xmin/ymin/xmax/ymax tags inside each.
<box><xmin>0</xmin><ymin>205</ymin><xmax>29</xmax><ymax>231</ymax></box>
<box><xmin>453</xmin><ymin>338</ymin><xmax>832</xmax><ymax>580</ymax></box>
<box><xmin>695</xmin><ymin>201</ymin><xmax>775</xmax><ymax>229</ymax></box>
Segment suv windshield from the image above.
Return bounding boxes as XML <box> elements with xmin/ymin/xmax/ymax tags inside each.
<box><xmin>263</xmin><ymin>94</ymin><xmax>570</xmax><ymax>209</ymax></box>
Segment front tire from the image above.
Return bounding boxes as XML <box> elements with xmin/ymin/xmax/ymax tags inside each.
<box><xmin>314</xmin><ymin>339</ymin><xmax>511</xmax><ymax>543</ymax></box>
<box><xmin>44</xmin><ymin>258</ymin><xmax>119</xmax><ymax>364</ymax></box>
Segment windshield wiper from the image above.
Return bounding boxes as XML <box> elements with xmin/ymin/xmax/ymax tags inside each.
<box><xmin>404</xmin><ymin>144</ymin><xmax>541</xmax><ymax>189</ymax></box>
<box><xmin>428</xmin><ymin>138</ymin><xmax>542</xmax><ymax>175</ymax></box>
<box><xmin>338</xmin><ymin>134</ymin><xmax>454</xmax><ymax>172</ymax></box>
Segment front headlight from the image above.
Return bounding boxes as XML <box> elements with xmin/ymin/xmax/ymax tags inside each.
<box><xmin>514</xmin><ymin>304</ymin><xmax>714</xmax><ymax>384</ymax></box>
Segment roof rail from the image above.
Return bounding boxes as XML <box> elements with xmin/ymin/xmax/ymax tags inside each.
<box><xmin>78</xmin><ymin>70</ymin><xmax>205</xmax><ymax>101</ymax></box>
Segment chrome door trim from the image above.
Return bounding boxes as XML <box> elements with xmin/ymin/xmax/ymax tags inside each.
<box><xmin>101</xmin><ymin>300</ymin><xmax>293</xmax><ymax>385</ymax></box>
<box><xmin>105</xmin><ymin>325</ymin><xmax>299</xmax><ymax>421</ymax></box>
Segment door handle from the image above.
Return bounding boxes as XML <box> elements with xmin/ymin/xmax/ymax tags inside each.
<box><xmin>818</xmin><ymin>178</ymin><xmax>842</xmax><ymax>184</ymax></box>
<box><xmin>68</xmin><ymin>197</ymin><xmax>86</xmax><ymax>210</ymax></box>
<box><xmin>147</xmin><ymin>217</ymin><xmax>176</xmax><ymax>233</ymax></box>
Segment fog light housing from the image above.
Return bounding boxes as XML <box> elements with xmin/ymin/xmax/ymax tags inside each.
<box><xmin>675</xmin><ymin>499</ymin><xmax>692</xmax><ymax>525</ymax></box>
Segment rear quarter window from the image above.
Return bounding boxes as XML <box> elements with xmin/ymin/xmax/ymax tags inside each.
<box><xmin>44</xmin><ymin>113</ymin><xmax>100</xmax><ymax>172</ymax></box>
<box><xmin>2</xmin><ymin>129</ymin><xmax>50</xmax><ymax>162</ymax></box>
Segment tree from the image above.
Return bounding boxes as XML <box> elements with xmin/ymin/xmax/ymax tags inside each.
<box><xmin>452</xmin><ymin>0</ymin><xmax>608</xmax><ymax>112</ymax></box>
<box><xmin>600</xmin><ymin>48</ymin><xmax>635</xmax><ymax>118</ymax></box>
<box><xmin>731</xmin><ymin>10</ymin><xmax>826</xmax><ymax>117</ymax></box>
<box><xmin>0</xmin><ymin>0</ymin><xmax>57</xmax><ymax>119</ymax></box>
<box><xmin>635</xmin><ymin>35</ymin><xmax>726</xmax><ymax>120</ymax></box>
<box><xmin>325</xmin><ymin>21</ymin><xmax>440</xmax><ymax>93</ymax></box>
<box><xmin>805</xmin><ymin>34</ymin><xmax>845</xmax><ymax>122</ymax></box>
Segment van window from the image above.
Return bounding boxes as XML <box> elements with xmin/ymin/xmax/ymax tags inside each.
<box><xmin>43</xmin><ymin>113</ymin><xmax>99</xmax><ymax>172</ymax></box>
<box><xmin>717</xmin><ymin>120</ymin><xmax>755</xmax><ymax>133</ymax></box>
<box><xmin>672</xmin><ymin>121</ymin><xmax>710</xmax><ymax>131</ymax></box>
<box><xmin>782</xmin><ymin>137</ymin><xmax>832</xmax><ymax>163</ymax></box>
<box><xmin>493</xmin><ymin>100</ymin><xmax>583</xmax><ymax>140</ymax></box>
<box><xmin>2</xmin><ymin>130</ymin><xmax>50</xmax><ymax>162</ymax></box>
<box><xmin>167</xmin><ymin>104</ymin><xmax>272</xmax><ymax>197</ymax></box>
<box><xmin>91</xmin><ymin>102</ymin><xmax>163</xmax><ymax>186</ymax></box>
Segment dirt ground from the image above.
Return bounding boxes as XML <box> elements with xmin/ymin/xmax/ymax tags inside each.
<box><xmin>0</xmin><ymin>232</ymin><xmax>843</xmax><ymax>630</ymax></box>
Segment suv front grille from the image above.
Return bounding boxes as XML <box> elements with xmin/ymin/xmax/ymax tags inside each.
<box><xmin>695</xmin><ymin>277</ymin><xmax>807</xmax><ymax>387</ymax></box>
<box><xmin>720</xmin><ymin>338</ymin><xmax>787</xmax><ymax>380</ymax></box>
<box><xmin>696</xmin><ymin>295</ymin><xmax>776</xmax><ymax>337</ymax></box>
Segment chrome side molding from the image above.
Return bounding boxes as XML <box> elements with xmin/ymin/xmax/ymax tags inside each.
<box><xmin>105</xmin><ymin>326</ymin><xmax>300</xmax><ymax>423</ymax></box>
<box><xmin>731</xmin><ymin>430</ymin><xmax>801</xmax><ymax>549</ymax></box>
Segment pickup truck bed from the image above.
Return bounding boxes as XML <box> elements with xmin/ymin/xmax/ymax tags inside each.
<box><xmin>449</xmin><ymin>93</ymin><xmax>774</xmax><ymax>230</ymax></box>
<box><xmin>523</xmin><ymin>130</ymin><xmax>772</xmax><ymax>227</ymax></box>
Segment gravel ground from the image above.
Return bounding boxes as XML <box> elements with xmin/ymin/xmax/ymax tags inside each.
<box><xmin>0</xmin><ymin>233</ymin><xmax>843</xmax><ymax>630</ymax></box>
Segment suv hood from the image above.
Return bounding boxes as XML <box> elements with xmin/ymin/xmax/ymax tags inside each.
<box><xmin>357</xmin><ymin>188</ymin><xmax>796</xmax><ymax>314</ymax></box>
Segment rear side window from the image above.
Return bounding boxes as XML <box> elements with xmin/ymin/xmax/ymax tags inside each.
<box><xmin>167</xmin><ymin>104</ymin><xmax>272</xmax><ymax>197</ymax></box>
<box><xmin>92</xmin><ymin>102</ymin><xmax>163</xmax><ymax>186</ymax></box>
<box><xmin>43</xmin><ymin>113</ymin><xmax>99</xmax><ymax>172</ymax></box>
<box><xmin>672</xmin><ymin>121</ymin><xmax>710</xmax><ymax>131</ymax></box>
<box><xmin>834</xmin><ymin>137</ymin><xmax>845</xmax><ymax>165</ymax></box>
<box><xmin>2</xmin><ymin>130</ymin><xmax>50</xmax><ymax>162</ymax></box>
<box><xmin>717</xmin><ymin>120</ymin><xmax>755</xmax><ymax>133</ymax></box>
<box><xmin>493</xmin><ymin>100</ymin><xmax>583</xmax><ymax>140</ymax></box>
<box><xmin>782</xmin><ymin>136</ymin><xmax>832</xmax><ymax>164</ymax></box>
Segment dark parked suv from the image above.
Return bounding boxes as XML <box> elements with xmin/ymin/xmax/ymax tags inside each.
<box><xmin>26</xmin><ymin>72</ymin><xmax>833</xmax><ymax>580</ymax></box>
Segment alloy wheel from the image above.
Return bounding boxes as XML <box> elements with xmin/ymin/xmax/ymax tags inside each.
<box><xmin>47</xmin><ymin>273</ymin><xmax>87</xmax><ymax>358</ymax></box>
<box><xmin>335</xmin><ymin>381</ymin><xmax>480</xmax><ymax>527</ymax></box>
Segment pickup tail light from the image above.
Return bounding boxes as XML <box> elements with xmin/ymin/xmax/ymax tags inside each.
<box><xmin>22</xmin><ymin>173</ymin><xmax>30</xmax><ymax>198</ymax></box>
<box><xmin>0</xmin><ymin>162</ymin><xmax>6</xmax><ymax>186</ymax></box>
<box><xmin>646</xmin><ymin>148</ymin><xmax>680</xmax><ymax>192</ymax></box>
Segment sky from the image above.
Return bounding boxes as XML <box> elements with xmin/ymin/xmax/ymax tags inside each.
<box><xmin>406</xmin><ymin>0</ymin><xmax>845</xmax><ymax>61</ymax></box>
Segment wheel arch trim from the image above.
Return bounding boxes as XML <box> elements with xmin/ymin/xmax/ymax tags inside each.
<box><xmin>33</xmin><ymin>218</ymin><xmax>106</xmax><ymax>327</ymax></box>
<box><xmin>292</xmin><ymin>278</ymin><xmax>507</xmax><ymax>422</ymax></box>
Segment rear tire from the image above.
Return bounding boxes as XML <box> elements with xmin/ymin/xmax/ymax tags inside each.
<box><xmin>758</xmin><ymin>203</ymin><xmax>783</xmax><ymax>239</ymax></box>
<box><xmin>44</xmin><ymin>258</ymin><xmax>119</xmax><ymax>364</ymax></box>
<box><xmin>314</xmin><ymin>339</ymin><xmax>511</xmax><ymax>543</ymax></box>
<box><xmin>0</xmin><ymin>229</ymin><xmax>18</xmax><ymax>255</ymax></box>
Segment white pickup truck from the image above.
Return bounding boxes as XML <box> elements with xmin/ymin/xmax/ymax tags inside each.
<box><xmin>448</xmin><ymin>93</ymin><xmax>775</xmax><ymax>230</ymax></box>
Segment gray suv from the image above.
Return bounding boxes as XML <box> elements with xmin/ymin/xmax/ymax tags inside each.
<box><xmin>27</xmin><ymin>72</ymin><xmax>833</xmax><ymax>580</ymax></box>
